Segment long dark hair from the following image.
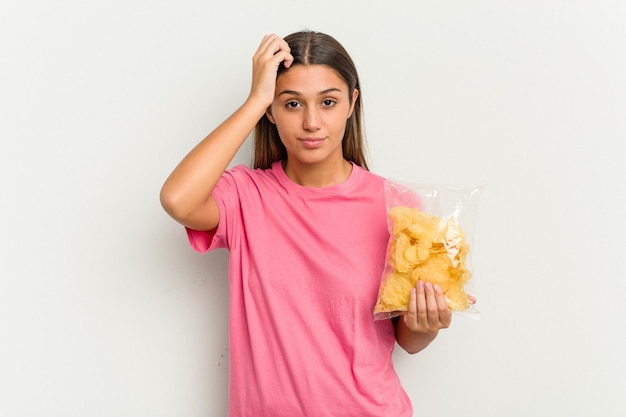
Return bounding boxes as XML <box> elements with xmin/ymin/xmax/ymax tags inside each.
<box><xmin>253</xmin><ymin>31</ymin><xmax>368</xmax><ymax>170</ymax></box>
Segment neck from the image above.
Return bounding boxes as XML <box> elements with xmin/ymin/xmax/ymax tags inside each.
<box><xmin>283</xmin><ymin>158</ymin><xmax>353</xmax><ymax>188</ymax></box>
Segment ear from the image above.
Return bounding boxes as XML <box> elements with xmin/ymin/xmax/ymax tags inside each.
<box><xmin>266</xmin><ymin>106</ymin><xmax>276</xmax><ymax>125</ymax></box>
<box><xmin>347</xmin><ymin>88</ymin><xmax>359</xmax><ymax>119</ymax></box>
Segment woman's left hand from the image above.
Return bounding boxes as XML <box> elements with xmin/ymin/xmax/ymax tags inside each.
<box><xmin>403</xmin><ymin>280</ymin><xmax>452</xmax><ymax>334</ymax></box>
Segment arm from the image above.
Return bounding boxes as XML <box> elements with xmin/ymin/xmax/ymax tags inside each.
<box><xmin>159</xmin><ymin>34</ymin><xmax>294</xmax><ymax>231</ymax></box>
<box><xmin>394</xmin><ymin>281</ymin><xmax>452</xmax><ymax>354</ymax></box>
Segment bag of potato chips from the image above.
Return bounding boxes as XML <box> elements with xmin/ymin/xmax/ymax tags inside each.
<box><xmin>373</xmin><ymin>179</ymin><xmax>483</xmax><ymax>320</ymax></box>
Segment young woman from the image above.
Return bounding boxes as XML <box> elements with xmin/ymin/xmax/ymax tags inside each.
<box><xmin>160</xmin><ymin>31</ymin><xmax>452</xmax><ymax>417</ymax></box>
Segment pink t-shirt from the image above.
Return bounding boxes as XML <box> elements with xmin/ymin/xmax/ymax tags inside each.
<box><xmin>187</xmin><ymin>161</ymin><xmax>412</xmax><ymax>417</ymax></box>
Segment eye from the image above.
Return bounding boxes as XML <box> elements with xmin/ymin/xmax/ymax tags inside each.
<box><xmin>321</xmin><ymin>99</ymin><xmax>337</xmax><ymax>107</ymax></box>
<box><xmin>285</xmin><ymin>101</ymin><xmax>301</xmax><ymax>109</ymax></box>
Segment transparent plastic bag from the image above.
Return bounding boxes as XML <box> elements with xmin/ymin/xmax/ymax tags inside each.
<box><xmin>373</xmin><ymin>179</ymin><xmax>483</xmax><ymax>320</ymax></box>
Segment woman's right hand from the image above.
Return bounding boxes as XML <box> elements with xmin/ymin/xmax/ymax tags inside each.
<box><xmin>248</xmin><ymin>34</ymin><xmax>294</xmax><ymax>107</ymax></box>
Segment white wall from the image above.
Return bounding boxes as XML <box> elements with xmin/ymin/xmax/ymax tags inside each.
<box><xmin>1</xmin><ymin>1</ymin><xmax>625</xmax><ymax>416</ymax></box>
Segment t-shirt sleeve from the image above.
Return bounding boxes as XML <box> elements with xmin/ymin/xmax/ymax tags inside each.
<box><xmin>185</xmin><ymin>226</ymin><xmax>220</xmax><ymax>253</ymax></box>
<box><xmin>184</xmin><ymin>166</ymin><xmax>244</xmax><ymax>253</ymax></box>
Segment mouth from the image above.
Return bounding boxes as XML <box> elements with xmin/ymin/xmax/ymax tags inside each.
<box><xmin>299</xmin><ymin>137</ymin><xmax>325</xmax><ymax>148</ymax></box>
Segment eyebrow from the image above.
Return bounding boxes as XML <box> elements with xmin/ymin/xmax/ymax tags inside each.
<box><xmin>278</xmin><ymin>87</ymin><xmax>343</xmax><ymax>96</ymax></box>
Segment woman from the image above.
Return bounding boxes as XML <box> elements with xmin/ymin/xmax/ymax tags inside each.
<box><xmin>160</xmin><ymin>31</ymin><xmax>451</xmax><ymax>417</ymax></box>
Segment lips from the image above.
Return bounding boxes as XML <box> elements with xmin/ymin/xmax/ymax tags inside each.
<box><xmin>300</xmin><ymin>137</ymin><xmax>325</xmax><ymax>148</ymax></box>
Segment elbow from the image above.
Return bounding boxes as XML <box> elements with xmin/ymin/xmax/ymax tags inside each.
<box><xmin>394</xmin><ymin>326</ymin><xmax>437</xmax><ymax>355</ymax></box>
<box><xmin>159</xmin><ymin>184</ymin><xmax>173</xmax><ymax>213</ymax></box>
<box><xmin>159</xmin><ymin>183</ymin><xmax>217</xmax><ymax>231</ymax></box>
<box><xmin>159</xmin><ymin>183</ymin><xmax>185</xmax><ymax>219</ymax></box>
<box><xmin>402</xmin><ymin>346</ymin><xmax>423</xmax><ymax>355</ymax></box>
<box><xmin>396</xmin><ymin>340</ymin><xmax>423</xmax><ymax>355</ymax></box>
<box><xmin>158</xmin><ymin>162</ymin><xmax>220</xmax><ymax>229</ymax></box>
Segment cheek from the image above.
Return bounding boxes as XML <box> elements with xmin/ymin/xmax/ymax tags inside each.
<box><xmin>272</xmin><ymin>114</ymin><xmax>289</xmax><ymax>130</ymax></box>
<box><xmin>329</xmin><ymin>113</ymin><xmax>350</xmax><ymax>134</ymax></box>
<box><xmin>272</xmin><ymin>117</ymin><xmax>295</xmax><ymax>144</ymax></box>
<box><xmin>273</xmin><ymin>111</ymin><xmax>302</xmax><ymax>131</ymax></box>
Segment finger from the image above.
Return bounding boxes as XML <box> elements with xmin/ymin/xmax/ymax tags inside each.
<box><xmin>415</xmin><ymin>281</ymin><xmax>428</xmax><ymax>328</ymax></box>
<box><xmin>423</xmin><ymin>282</ymin><xmax>440</xmax><ymax>325</ymax></box>
<box><xmin>433</xmin><ymin>284</ymin><xmax>452</xmax><ymax>327</ymax></box>
<box><xmin>282</xmin><ymin>52</ymin><xmax>294</xmax><ymax>68</ymax></box>
<box><xmin>257</xmin><ymin>34</ymin><xmax>282</xmax><ymax>53</ymax></box>
<box><xmin>273</xmin><ymin>50</ymin><xmax>294</xmax><ymax>69</ymax></box>
<box><xmin>258</xmin><ymin>35</ymin><xmax>291</xmax><ymax>61</ymax></box>
<box><xmin>404</xmin><ymin>282</ymin><xmax>427</xmax><ymax>331</ymax></box>
<box><xmin>249</xmin><ymin>35</ymin><xmax>293</xmax><ymax>103</ymax></box>
<box><xmin>404</xmin><ymin>287</ymin><xmax>417</xmax><ymax>328</ymax></box>
<box><xmin>253</xmin><ymin>35</ymin><xmax>273</xmax><ymax>61</ymax></box>
<box><xmin>269</xmin><ymin>37</ymin><xmax>293</xmax><ymax>68</ymax></box>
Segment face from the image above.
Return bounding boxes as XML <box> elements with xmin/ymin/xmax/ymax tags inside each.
<box><xmin>267</xmin><ymin>64</ymin><xmax>358</xmax><ymax>167</ymax></box>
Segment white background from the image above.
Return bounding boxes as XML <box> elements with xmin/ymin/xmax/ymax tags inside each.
<box><xmin>1</xmin><ymin>1</ymin><xmax>625</xmax><ymax>416</ymax></box>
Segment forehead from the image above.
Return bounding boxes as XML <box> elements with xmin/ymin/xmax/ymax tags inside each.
<box><xmin>276</xmin><ymin>64</ymin><xmax>348</xmax><ymax>94</ymax></box>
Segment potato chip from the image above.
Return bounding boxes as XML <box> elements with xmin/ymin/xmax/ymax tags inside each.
<box><xmin>394</xmin><ymin>233</ymin><xmax>412</xmax><ymax>273</ymax></box>
<box><xmin>411</xmin><ymin>252</ymin><xmax>453</xmax><ymax>286</ymax></box>
<box><xmin>375</xmin><ymin>272</ymin><xmax>414</xmax><ymax>312</ymax></box>
<box><xmin>403</xmin><ymin>245</ymin><xmax>421</xmax><ymax>265</ymax></box>
<box><xmin>374</xmin><ymin>206</ymin><xmax>472</xmax><ymax>316</ymax></box>
<box><xmin>443</xmin><ymin>285</ymin><xmax>470</xmax><ymax>310</ymax></box>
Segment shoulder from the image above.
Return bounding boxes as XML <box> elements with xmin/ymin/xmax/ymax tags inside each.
<box><xmin>214</xmin><ymin>164</ymin><xmax>285</xmax><ymax>202</ymax></box>
<box><xmin>222</xmin><ymin>164</ymin><xmax>279</xmax><ymax>185</ymax></box>
<box><xmin>360</xmin><ymin>166</ymin><xmax>385</xmax><ymax>182</ymax></box>
<box><xmin>224</xmin><ymin>164</ymin><xmax>260</xmax><ymax>179</ymax></box>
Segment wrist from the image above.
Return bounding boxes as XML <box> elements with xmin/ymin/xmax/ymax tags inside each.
<box><xmin>245</xmin><ymin>93</ymin><xmax>273</xmax><ymax>114</ymax></box>
<box><xmin>395</xmin><ymin>316</ymin><xmax>439</xmax><ymax>354</ymax></box>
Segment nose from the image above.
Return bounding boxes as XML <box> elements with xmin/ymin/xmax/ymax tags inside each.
<box><xmin>303</xmin><ymin>107</ymin><xmax>321</xmax><ymax>131</ymax></box>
